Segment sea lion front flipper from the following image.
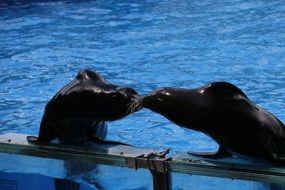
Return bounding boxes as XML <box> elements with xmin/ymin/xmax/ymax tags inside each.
<box><xmin>89</xmin><ymin>135</ymin><xmax>130</xmax><ymax>146</ymax></box>
<box><xmin>27</xmin><ymin>115</ymin><xmax>56</xmax><ymax>144</ymax></box>
<box><xmin>269</xmin><ymin>139</ymin><xmax>285</xmax><ymax>163</ymax></box>
<box><xmin>187</xmin><ymin>147</ymin><xmax>232</xmax><ymax>159</ymax></box>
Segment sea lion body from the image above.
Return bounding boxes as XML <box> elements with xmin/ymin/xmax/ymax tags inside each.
<box><xmin>142</xmin><ymin>82</ymin><xmax>285</xmax><ymax>162</ymax></box>
<box><xmin>28</xmin><ymin>69</ymin><xmax>140</xmax><ymax>144</ymax></box>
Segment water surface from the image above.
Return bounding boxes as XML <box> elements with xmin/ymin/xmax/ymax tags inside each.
<box><xmin>0</xmin><ymin>0</ymin><xmax>285</xmax><ymax>189</ymax></box>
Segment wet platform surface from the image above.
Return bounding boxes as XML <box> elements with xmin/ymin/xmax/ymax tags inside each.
<box><xmin>1</xmin><ymin>133</ymin><xmax>285</xmax><ymax>184</ymax></box>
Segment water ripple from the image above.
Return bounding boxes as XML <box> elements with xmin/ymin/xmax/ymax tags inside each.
<box><xmin>1</xmin><ymin>0</ymin><xmax>285</xmax><ymax>189</ymax></box>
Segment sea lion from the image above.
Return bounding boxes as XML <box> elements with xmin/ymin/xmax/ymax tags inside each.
<box><xmin>139</xmin><ymin>82</ymin><xmax>285</xmax><ymax>162</ymax></box>
<box><xmin>27</xmin><ymin>69</ymin><xmax>141</xmax><ymax>144</ymax></box>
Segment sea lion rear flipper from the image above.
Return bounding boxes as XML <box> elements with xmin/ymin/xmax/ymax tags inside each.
<box><xmin>89</xmin><ymin>135</ymin><xmax>130</xmax><ymax>146</ymax></box>
<box><xmin>270</xmin><ymin>139</ymin><xmax>285</xmax><ymax>163</ymax></box>
<box><xmin>187</xmin><ymin>147</ymin><xmax>232</xmax><ymax>159</ymax></box>
<box><xmin>27</xmin><ymin>115</ymin><xmax>56</xmax><ymax>144</ymax></box>
<box><xmin>272</xmin><ymin>150</ymin><xmax>285</xmax><ymax>163</ymax></box>
<box><xmin>274</xmin><ymin>154</ymin><xmax>285</xmax><ymax>162</ymax></box>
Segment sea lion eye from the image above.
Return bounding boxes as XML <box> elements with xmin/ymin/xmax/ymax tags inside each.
<box><xmin>120</xmin><ymin>88</ymin><xmax>137</xmax><ymax>95</ymax></box>
<box><xmin>160</xmin><ymin>90</ymin><xmax>171</xmax><ymax>96</ymax></box>
<box><xmin>93</xmin><ymin>87</ymin><xmax>103</xmax><ymax>93</ymax></box>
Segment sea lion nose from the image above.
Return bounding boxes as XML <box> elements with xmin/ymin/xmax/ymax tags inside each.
<box><xmin>141</xmin><ymin>94</ymin><xmax>153</xmax><ymax>107</ymax></box>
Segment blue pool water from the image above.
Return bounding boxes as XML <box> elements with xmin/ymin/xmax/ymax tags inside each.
<box><xmin>0</xmin><ymin>0</ymin><xmax>285</xmax><ymax>189</ymax></box>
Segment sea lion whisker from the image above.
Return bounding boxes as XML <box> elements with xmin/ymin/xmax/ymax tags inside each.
<box><xmin>127</xmin><ymin>99</ymin><xmax>143</xmax><ymax>114</ymax></box>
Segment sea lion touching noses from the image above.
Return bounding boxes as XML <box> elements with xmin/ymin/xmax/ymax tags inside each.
<box><xmin>27</xmin><ymin>69</ymin><xmax>142</xmax><ymax>145</ymax></box>
<box><xmin>139</xmin><ymin>82</ymin><xmax>285</xmax><ymax>162</ymax></box>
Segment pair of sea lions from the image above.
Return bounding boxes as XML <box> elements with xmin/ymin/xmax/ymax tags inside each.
<box><xmin>29</xmin><ymin>69</ymin><xmax>285</xmax><ymax>163</ymax></box>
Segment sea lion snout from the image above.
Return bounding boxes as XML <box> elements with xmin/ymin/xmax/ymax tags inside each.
<box><xmin>140</xmin><ymin>88</ymin><xmax>171</xmax><ymax>112</ymax></box>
